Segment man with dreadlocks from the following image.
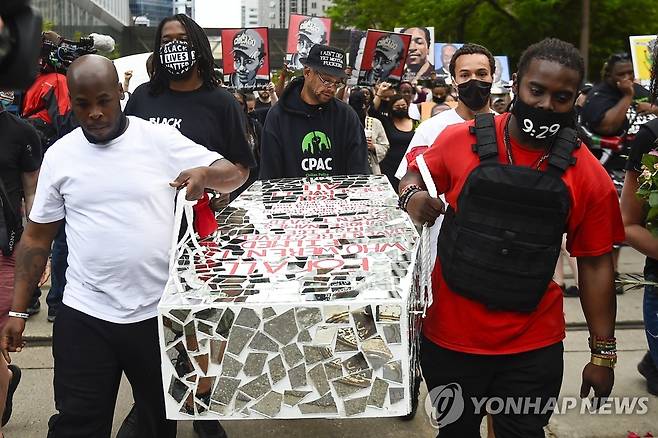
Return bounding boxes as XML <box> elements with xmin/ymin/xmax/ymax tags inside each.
<box><xmin>122</xmin><ymin>14</ymin><xmax>253</xmax><ymax>438</ymax></box>
<box><xmin>399</xmin><ymin>38</ymin><xmax>622</xmax><ymax>437</ymax></box>
<box><xmin>125</xmin><ymin>14</ymin><xmax>255</xmax><ymax>196</ymax></box>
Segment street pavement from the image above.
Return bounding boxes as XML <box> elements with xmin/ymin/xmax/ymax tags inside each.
<box><xmin>4</xmin><ymin>247</ymin><xmax>657</xmax><ymax>437</ymax></box>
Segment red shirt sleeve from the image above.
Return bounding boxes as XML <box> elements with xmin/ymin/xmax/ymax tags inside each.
<box><xmin>565</xmin><ymin>147</ymin><xmax>625</xmax><ymax>256</ymax></box>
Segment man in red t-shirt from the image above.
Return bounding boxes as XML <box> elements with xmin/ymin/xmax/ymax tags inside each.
<box><xmin>399</xmin><ymin>38</ymin><xmax>622</xmax><ymax>437</ymax></box>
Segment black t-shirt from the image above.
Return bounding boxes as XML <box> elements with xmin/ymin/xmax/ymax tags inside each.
<box><xmin>0</xmin><ymin>110</ymin><xmax>42</xmax><ymax>229</ymax></box>
<box><xmin>255</xmin><ymin>99</ymin><xmax>271</xmax><ymax>110</ymax></box>
<box><xmin>581</xmin><ymin>82</ymin><xmax>652</xmax><ymax>136</ymax></box>
<box><xmin>125</xmin><ymin>84</ymin><xmax>256</xmax><ymax>168</ymax></box>
<box><xmin>625</xmin><ymin>118</ymin><xmax>658</xmax><ymax>276</ymax></box>
<box><xmin>379</xmin><ymin>116</ymin><xmax>414</xmax><ymax>190</ymax></box>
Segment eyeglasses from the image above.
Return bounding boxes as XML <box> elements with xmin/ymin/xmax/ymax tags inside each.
<box><xmin>315</xmin><ymin>71</ymin><xmax>344</xmax><ymax>88</ymax></box>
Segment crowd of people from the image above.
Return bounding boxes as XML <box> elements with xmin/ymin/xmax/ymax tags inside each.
<box><xmin>0</xmin><ymin>11</ymin><xmax>658</xmax><ymax>438</ymax></box>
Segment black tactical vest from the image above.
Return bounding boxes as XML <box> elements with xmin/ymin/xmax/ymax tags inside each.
<box><xmin>437</xmin><ymin>113</ymin><xmax>579</xmax><ymax>312</ymax></box>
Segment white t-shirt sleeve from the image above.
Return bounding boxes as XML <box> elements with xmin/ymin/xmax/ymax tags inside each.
<box><xmin>408</xmin><ymin>104</ymin><xmax>420</xmax><ymax>121</ymax></box>
<box><xmin>394</xmin><ymin>122</ymin><xmax>431</xmax><ymax>179</ymax></box>
<box><xmin>29</xmin><ymin>158</ymin><xmax>65</xmax><ymax>224</ymax></box>
<box><xmin>159</xmin><ymin>125</ymin><xmax>224</xmax><ymax>176</ymax></box>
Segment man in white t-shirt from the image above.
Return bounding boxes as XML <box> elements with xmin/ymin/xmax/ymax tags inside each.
<box><xmin>394</xmin><ymin>43</ymin><xmax>497</xmax><ymax>422</ymax></box>
<box><xmin>395</xmin><ymin>43</ymin><xmax>497</xmax><ymax>266</ymax></box>
<box><xmin>0</xmin><ymin>55</ymin><xmax>249</xmax><ymax>438</ymax></box>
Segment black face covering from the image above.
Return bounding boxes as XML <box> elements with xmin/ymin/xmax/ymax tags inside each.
<box><xmin>159</xmin><ymin>40</ymin><xmax>197</xmax><ymax>80</ymax></box>
<box><xmin>511</xmin><ymin>97</ymin><xmax>575</xmax><ymax>142</ymax></box>
<box><xmin>83</xmin><ymin>113</ymin><xmax>128</xmax><ymax>145</ymax></box>
<box><xmin>433</xmin><ymin>95</ymin><xmax>447</xmax><ymax>104</ymax></box>
<box><xmin>391</xmin><ymin>108</ymin><xmax>408</xmax><ymax>118</ymax></box>
<box><xmin>457</xmin><ymin>79</ymin><xmax>492</xmax><ymax>111</ymax></box>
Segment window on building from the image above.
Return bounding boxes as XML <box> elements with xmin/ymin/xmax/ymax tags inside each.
<box><xmin>311</xmin><ymin>1</ymin><xmax>316</xmax><ymax>8</ymax></box>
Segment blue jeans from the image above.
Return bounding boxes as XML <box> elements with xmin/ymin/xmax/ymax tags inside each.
<box><xmin>644</xmin><ymin>275</ymin><xmax>658</xmax><ymax>367</ymax></box>
<box><xmin>47</xmin><ymin>223</ymin><xmax>68</xmax><ymax>315</ymax></box>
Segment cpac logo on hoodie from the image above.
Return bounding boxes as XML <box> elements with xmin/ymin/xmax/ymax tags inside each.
<box><xmin>301</xmin><ymin>131</ymin><xmax>333</xmax><ymax>172</ymax></box>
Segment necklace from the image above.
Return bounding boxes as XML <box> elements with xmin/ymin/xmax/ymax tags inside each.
<box><xmin>503</xmin><ymin>117</ymin><xmax>553</xmax><ymax>169</ymax></box>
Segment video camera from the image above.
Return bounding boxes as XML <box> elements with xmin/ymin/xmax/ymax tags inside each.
<box><xmin>0</xmin><ymin>0</ymin><xmax>43</xmax><ymax>89</ymax></box>
<box><xmin>41</xmin><ymin>36</ymin><xmax>97</xmax><ymax>73</ymax></box>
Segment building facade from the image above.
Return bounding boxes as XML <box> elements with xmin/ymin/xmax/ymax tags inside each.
<box><xmin>129</xmin><ymin>0</ymin><xmax>173</xmax><ymax>26</ymax></box>
<box><xmin>256</xmin><ymin>0</ymin><xmax>333</xmax><ymax>29</ymax></box>
<box><xmin>173</xmin><ymin>0</ymin><xmax>195</xmax><ymax>18</ymax></box>
<box><xmin>34</xmin><ymin>0</ymin><xmax>130</xmax><ymax>27</ymax></box>
<box><xmin>241</xmin><ymin>0</ymin><xmax>259</xmax><ymax>27</ymax></box>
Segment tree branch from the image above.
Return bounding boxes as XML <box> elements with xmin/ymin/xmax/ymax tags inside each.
<box><xmin>485</xmin><ymin>0</ymin><xmax>520</xmax><ymax>24</ymax></box>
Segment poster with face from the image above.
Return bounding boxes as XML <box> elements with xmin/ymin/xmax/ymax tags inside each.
<box><xmin>222</xmin><ymin>28</ymin><xmax>270</xmax><ymax>91</ymax></box>
<box><xmin>286</xmin><ymin>14</ymin><xmax>332</xmax><ymax>71</ymax></box>
<box><xmin>434</xmin><ymin>42</ymin><xmax>463</xmax><ymax>81</ymax></box>
<box><xmin>493</xmin><ymin>55</ymin><xmax>510</xmax><ymax>88</ymax></box>
<box><xmin>347</xmin><ymin>30</ymin><xmax>366</xmax><ymax>86</ymax></box>
<box><xmin>358</xmin><ymin>30</ymin><xmax>411</xmax><ymax>86</ymax></box>
<box><xmin>629</xmin><ymin>35</ymin><xmax>657</xmax><ymax>86</ymax></box>
<box><xmin>394</xmin><ymin>27</ymin><xmax>435</xmax><ymax>82</ymax></box>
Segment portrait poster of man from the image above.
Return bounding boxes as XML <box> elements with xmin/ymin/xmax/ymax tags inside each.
<box><xmin>222</xmin><ymin>27</ymin><xmax>270</xmax><ymax>91</ymax></box>
<box><xmin>286</xmin><ymin>14</ymin><xmax>332</xmax><ymax>70</ymax></box>
<box><xmin>347</xmin><ymin>29</ymin><xmax>366</xmax><ymax>86</ymax></box>
<box><xmin>394</xmin><ymin>26</ymin><xmax>435</xmax><ymax>82</ymax></box>
<box><xmin>434</xmin><ymin>42</ymin><xmax>463</xmax><ymax>82</ymax></box>
<box><xmin>492</xmin><ymin>55</ymin><xmax>511</xmax><ymax>90</ymax></box>
<box><xmin>358</xmin><ymin>30</ymin><xmax>411</xmax><ymax>86</ymax></box>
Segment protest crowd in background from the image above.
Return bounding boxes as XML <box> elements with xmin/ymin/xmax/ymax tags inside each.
<box><xmin>1</xmin><ymin>4</ymin><xmax>658</xmax><ymax>438</ymax></box>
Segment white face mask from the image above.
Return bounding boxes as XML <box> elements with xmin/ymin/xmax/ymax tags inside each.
<box><xmin>159</xmin><ymin>40</ymin><xmax>197</xmax><ymax>79</ymax></box>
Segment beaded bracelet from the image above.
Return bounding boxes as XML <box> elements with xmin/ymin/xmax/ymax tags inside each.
<box><xmin>398</xmin><ymin>184</ymin><xmax>423</xmax><ymax>212</ymax></box>
<box><xmin>589</xmin><ymin>336</ymin><xmax>616</xmax><ymax>352</ymax></box>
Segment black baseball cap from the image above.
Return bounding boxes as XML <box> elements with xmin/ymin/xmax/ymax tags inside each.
<box><xmin>300</xmin><ymin>44</ymin><xmax>348</xmax><ymax>79</ymax></box>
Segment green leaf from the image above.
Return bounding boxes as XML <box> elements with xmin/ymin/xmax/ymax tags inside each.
<box><xmin>642</xmin><ymin>153</ymin><xmax>658</xmax><ymax>170</ymax></box>
<box><xmin>650</xmin><ymin>225</ymin><xmax>658</xmax><ymax>239</ymax></box>
<box><xmin>637</xmin><ymin>188</ymin><xmax>651</xmax><ymax>199</ymax></box>
<box><xmin>650</xmin><ymin>192</ymin><xmax>658</xmax><ymax>207</ymax></box>
<box><xmin>648</xmin><ymin>206</ymin><xmax>658</xmax><ymax>221</ymax></box>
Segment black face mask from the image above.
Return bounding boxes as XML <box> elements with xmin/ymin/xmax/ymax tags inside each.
<box><xmin>83</xmin><ymin>113</ymin><xmax>128</xmax><ymax>145</ymax></box>
<box><xmin>159</xmin><ymin>40</ymin><xmax>197</xmax><ymax>80</ymax></box>
<box><xmin>511</xmin><ymin>97</ymin><xmax>575</xmax><ymax>142</ymax></box>
<box><xmin>391</xmin><ymin>108</ymin><xmax>408</xmax><ymax>118</ymax></box>
<box><xmin>457</xmin><ymin>79</ymin><xmax>492</xmax><ymax>111</ymax></box>
<box><xmin>433</xmin><ymin>95</ymin><xmax>446</xmax><ymax>104</ymax></box>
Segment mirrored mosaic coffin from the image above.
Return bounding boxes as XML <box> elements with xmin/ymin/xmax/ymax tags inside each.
<box><xmin>159</xmin><ymin>175</ymin><xmax>424</xmax><ymax>420</ymax></box>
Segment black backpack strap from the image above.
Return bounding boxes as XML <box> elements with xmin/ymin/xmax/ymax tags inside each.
<box><xmin>469</xmin><ymin>113</ymin><xmax>498</xmax><ymax>162</ymax></box>
<box><xmin>547</xmin><ymin>127</ymin><xmax>580</xmax><ymax>177</ymax></box>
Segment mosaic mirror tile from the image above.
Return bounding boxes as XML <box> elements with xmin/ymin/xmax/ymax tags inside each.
<box><xmin>159</xmin><ymin>176</ymin><xmax>422</xmax><ymax>419</ymax></box>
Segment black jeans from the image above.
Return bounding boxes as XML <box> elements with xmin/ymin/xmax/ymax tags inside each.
<box><xmin>48</xmin><ymin>305</ymin><xmax>176</xmax><ymax>438</ymax></box>
<box><xmin>421</xmin><ymin>336</ymin><xmax>563</xmax><ymax>438</ymax></box>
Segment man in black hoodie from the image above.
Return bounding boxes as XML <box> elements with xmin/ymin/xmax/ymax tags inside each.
<box><xmin>259</xmin><ymin>44</ymin><xmax>369</xmax><ymax>179</ymax></box>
